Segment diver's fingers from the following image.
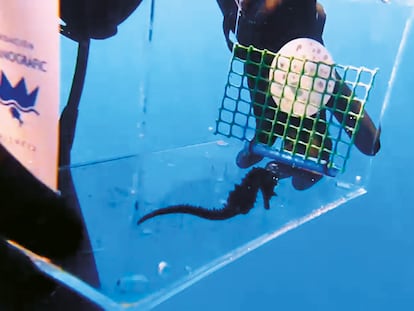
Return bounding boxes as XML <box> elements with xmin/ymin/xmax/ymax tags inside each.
<box><xmin>329</xmin><ymin>71</ymin><xmax>362</xmax><ymax>127</ymax></box>
<box><xmin>328</xmin><ymin>71</ymin><xmax>381</xmax><ymax>156</ymax></box>
<box><xmin>316</xmin><ymin>2</ymin><xmax>326</xmax><ymax>36</ymax></box>
<box><xmin>223</xmin><ymin>17</ymin><xmax>234</xmax><ymax>51</ymax></box>
<box><xmin>330</xmin><ymin>96</ymin><xmax>380</xmax><ymax>155</ymax></box>
<box><xmin>316</xmin><ymin>2</ymin><xmax>326</xmax><ymax>19</ymax></box>
<box><xmin>353</xmin><ymin>114</ymin><xmax>381</xmax><ymax>155</ymax></box>
<box><xmin>263</xmin><ymin>0</ymin><xmax>283</xmax><ymax>12</ymax></box>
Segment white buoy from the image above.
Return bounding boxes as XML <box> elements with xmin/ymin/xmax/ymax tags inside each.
<box><xmin>268</xmin><ymin>38</ymin><xmax>336</xmax><ymax>117</ymax></box>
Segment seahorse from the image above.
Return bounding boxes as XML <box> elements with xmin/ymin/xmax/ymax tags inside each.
<box><xmin>137</xmin><ymin>167</ymin><xmax>278</xmax><ymax>225</ymax></box>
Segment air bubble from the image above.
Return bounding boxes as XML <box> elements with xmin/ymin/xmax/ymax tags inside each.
<box><xmin>141</xmin><ymin>228</ymin><xmax>153</xmax><ymax>236</ymax></box>
<box><xmin>185</xmin><ymin>266</ymin><xmax>193</xmax><ymax>274</ymax></box>
<box><xmin>158</xmin><ymin>261</ymin><xmax>171</xmax><ymax>277</ymax></box>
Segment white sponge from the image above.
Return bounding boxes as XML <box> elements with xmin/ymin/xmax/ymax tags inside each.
<box><xmin>268</xmin><ymin>38</ymin><xmax>336</xmax><ymax>117</ymax></box>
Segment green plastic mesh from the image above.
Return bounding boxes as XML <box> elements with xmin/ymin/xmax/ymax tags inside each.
<box><xmin>216</xmin><ymin>44</ymin><xmax>378</xmax><ymax>173</ymax></box>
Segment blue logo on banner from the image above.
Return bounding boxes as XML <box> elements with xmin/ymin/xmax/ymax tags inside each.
<box><xmin>0</xmin><ymin>71</ymin><xmax>39</xmax><ymax>125</ymax></box>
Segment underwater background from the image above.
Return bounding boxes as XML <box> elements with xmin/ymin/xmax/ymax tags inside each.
<box><xmin>58</xmin><ymin>0</ymin><xmax>414</xmax><ymax>310</ymax></box>
<box><xmin>154</xmin><ymin>5</ymin><xmax>414</xmax><ymax>309</ymax></box>
<box><xmin>155</xmin><ymin>36</ymin><xmax>414</xmax><ymax>311</ymax></box>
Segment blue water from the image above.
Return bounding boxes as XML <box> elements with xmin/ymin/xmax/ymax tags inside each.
<box><xmin>155</xmin><ymin>6</ymin><xmax>414</xmax><ymax>311</ymax></box>
<box><xmin>57</xmin><ymin>0</ymin><xmax>414</xmax><ymax>310</ymax></box>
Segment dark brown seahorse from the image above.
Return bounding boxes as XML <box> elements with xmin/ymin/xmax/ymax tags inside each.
<box><xmin>137</xmin><ymin>167</ymin><xmax>278</xmax><ymax>225</ymax></box>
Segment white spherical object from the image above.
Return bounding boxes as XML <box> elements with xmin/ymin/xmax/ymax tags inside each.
<box><xmin>268</xmin><ymin>38</ymin><xmax>336</xmax><ymax>117</ymax></box>
<box><xmin>158</xmin><ymin>261</ymin><xmax>169</xmax><ymax>276</ymax></box>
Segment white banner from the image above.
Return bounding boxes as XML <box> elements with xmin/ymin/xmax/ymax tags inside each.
<box><xmin>0</xmin><ymin>1</ymin><xmax>59</xmax><ymax>191</ymax></box>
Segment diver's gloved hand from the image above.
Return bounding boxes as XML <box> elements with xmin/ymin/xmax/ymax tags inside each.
<box><xmin>236</xmin><ymin>141</ymin><xmax>264</xmax><ymax>168</ymax></box>
<box><xmin>265</xmin><ymin>160</ymin><xmax>323</xmax><ymax>191</ymax></box>
<box><xmin>0</xmin><ymin>238</ymin><xmax>57</xmax><ymax>309</ymax></box>
<box><xmin>60</xmin><ymin>0</ymin><xmax>143</xmax><ymax>41</ymax></box>
<box><xmin>0</xmin><ymin>144</ymin><xmax>83</xmax><ymax>260</ymax></box>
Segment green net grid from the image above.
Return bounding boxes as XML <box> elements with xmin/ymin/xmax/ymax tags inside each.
<box><xmin>215</xmin><ymin>44</ymin><xmax>378</xmax><ymax>175</ymax></box>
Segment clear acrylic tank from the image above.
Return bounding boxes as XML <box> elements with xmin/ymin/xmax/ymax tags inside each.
<box><xmin>0</xmin><ymin>0</ymin><xmax>413</xmax><ymax>310</ymax></box>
